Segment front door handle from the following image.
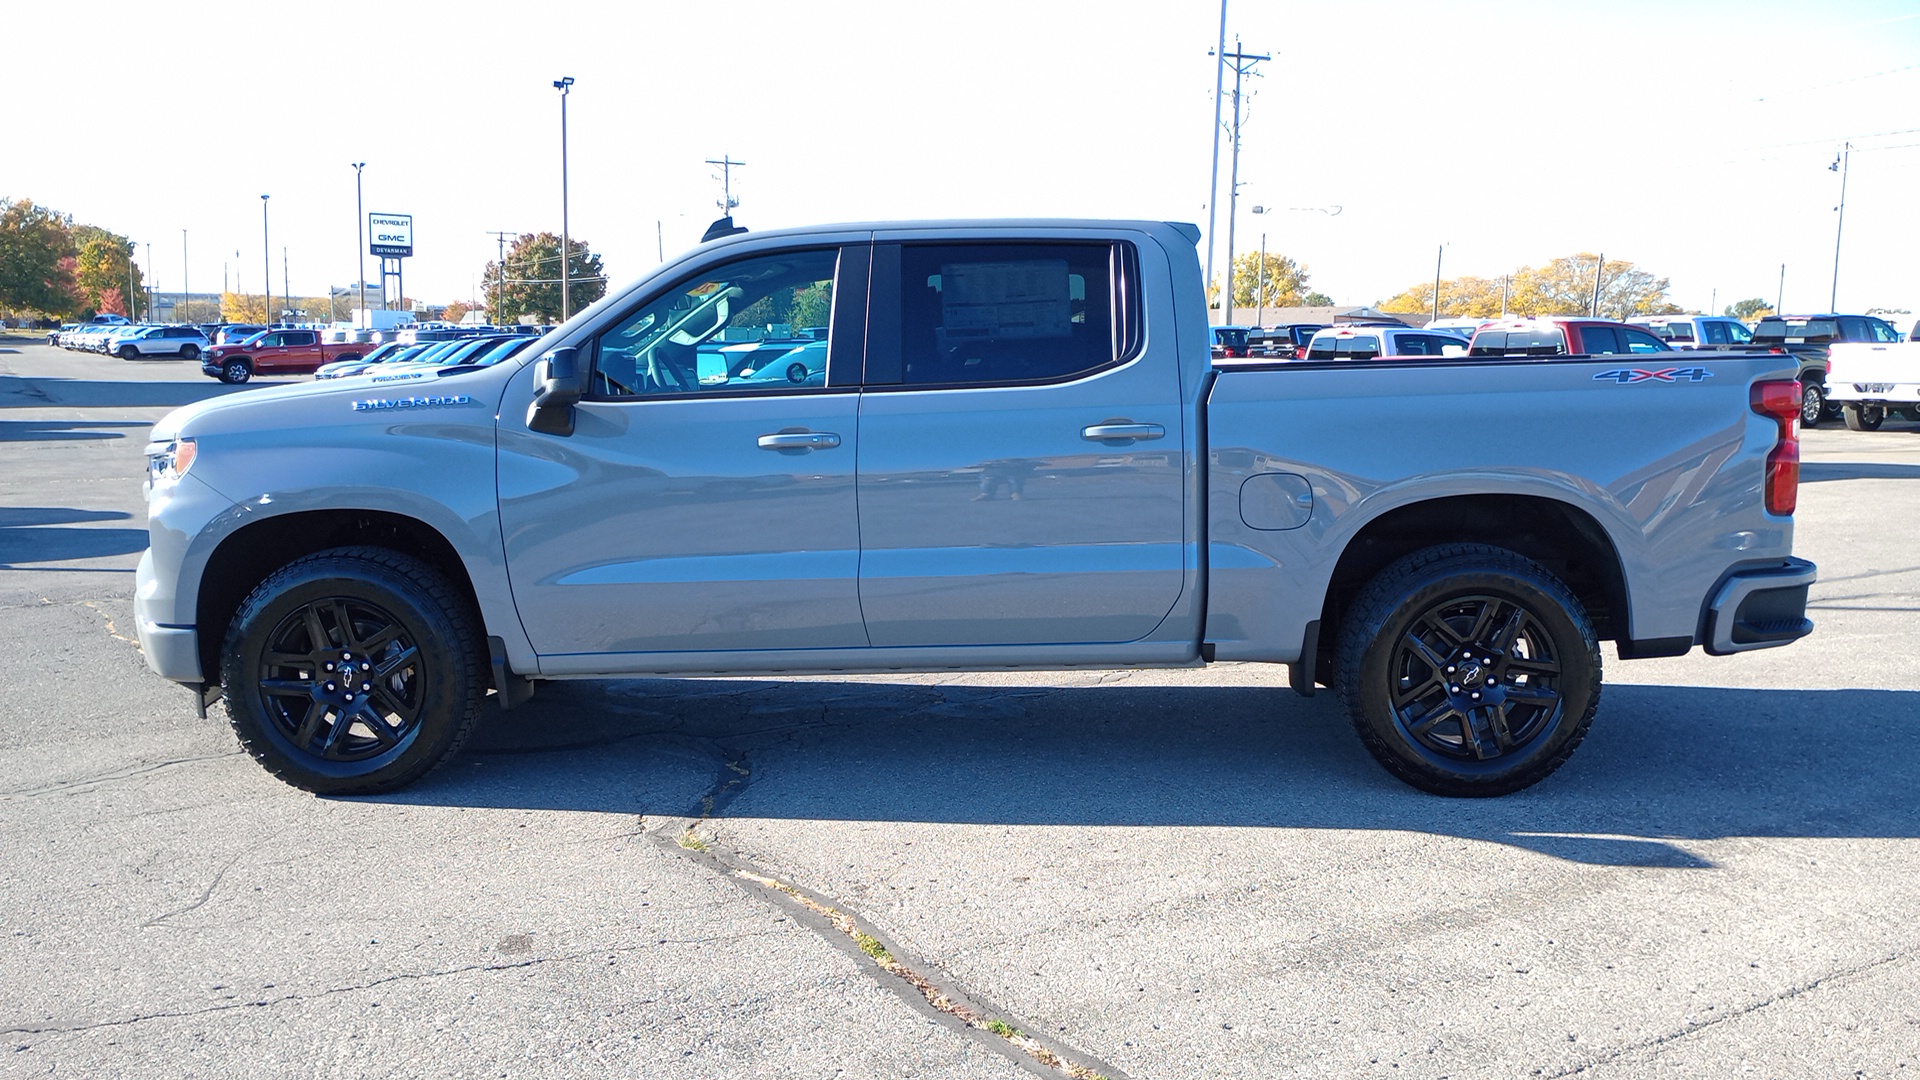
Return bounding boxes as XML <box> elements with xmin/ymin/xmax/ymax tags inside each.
<box><xmin>1081</xmin><ymin>422</ymin><xmax>1166</xmax><ymax>442</ymax></box>
<box><xmin>757</xmin><ymin>430</ymin><xmax>842</xmax><ymax>451</ymax></box>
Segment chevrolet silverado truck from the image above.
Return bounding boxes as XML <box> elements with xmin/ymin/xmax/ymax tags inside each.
<box><xmin>200</xmin><ymin>327</ymin><xmax>363</xmax><ymax>384</ymax></box>
<box><xmin>1823</xmin><ymin>327</ymin><xmax>1920</xmax><ymax>430</ymax></box>
<box><xmin>136</xmin><ymin>218</ymin><xmax>1817</xmax><ymax>798</ymax></box>
<box><xmin>1751</xmin><ymin>313</ymin><xmax>1903</xmax><ymax>426</ymax></box>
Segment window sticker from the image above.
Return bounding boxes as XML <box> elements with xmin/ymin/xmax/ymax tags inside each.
<box><xmin>940</xmin><ymin>260</ymin><xmax>1072</xmax><ymax>340</ymax></box>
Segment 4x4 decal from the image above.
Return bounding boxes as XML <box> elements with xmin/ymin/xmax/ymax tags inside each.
<box><xmin>1593</xmin><ymin>367</ymin><xmax>1715</xmax><ymax>384</ymax></box>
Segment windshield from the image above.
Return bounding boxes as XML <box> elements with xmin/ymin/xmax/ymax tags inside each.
<box><xmin>1753</xmin><ymin>319</ymin><xmax>1837</xmax><ymax>341</ymax></box>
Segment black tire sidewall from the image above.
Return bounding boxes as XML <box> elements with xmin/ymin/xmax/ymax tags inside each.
<box><xmin>1341</xmin><ymin>553</ymin><xmax>1600</xmax><ymax>797</ymax></box>
<box><xmin>222</xmin><ymin>555</ymin><xmax>478</xmax><ymax>794</ymax></box>
<box><xmin>223</xmin><ymin>359</ymin><xmax>250</xmax><ymax>383</ymax></box>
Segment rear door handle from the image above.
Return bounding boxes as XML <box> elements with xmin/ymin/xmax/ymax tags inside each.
<box><xmin>757</xmin><ymin>430</ymin><xmax>842</xmax><ymax>451</ymax></box>
<box><xmin>1081</xmin><ymin>422</ymin><xmax>1166</xmax><ymax>442</ymax></box>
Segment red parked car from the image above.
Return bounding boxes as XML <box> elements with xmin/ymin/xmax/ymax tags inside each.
<box><xmin>1468</xmin><ymin>317</ymin><xmax>1673</xmax><ymax>358</ymax></box>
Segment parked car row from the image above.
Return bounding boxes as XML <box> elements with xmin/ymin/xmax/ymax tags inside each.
<box><xmin>53</xmin><ymin>321</ymin><xmax>210</xmax><ymax>359</ymax></box>
<box><xmin>1214</xmin><ymin>309</ymin><xmax>1911</xmax><ymax>428</ymax></box>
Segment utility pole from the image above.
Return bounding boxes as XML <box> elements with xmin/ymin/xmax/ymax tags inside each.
<box><xmin>283</xmin><ymin>248</ymin><xmax>290</xmax><ymax>321</ymax></box>
<box><xmin>126</xmin><ymin>245</ymin><xmax>135</xmax><ymax>320</ymax></box>
<box><xmin>145</xmin><ymin>242</ymin><xmax>153</xmax><ymax>321</ymax></box>
<box><xmin>182</xmin><ymin>230</ymin><xmax>188</xmax><ymax>323</ymax></box>
<box><xmin>1829</xmin><ymin>142</ymin><xmax>1851</xmax><ymax>311</ymax></box>
<box><xmin>488</xmin><ymin>230</ymin><xmax>515</xmax><ymax>325</ymax></box>
<box><xmin>706</xmin><ymin>155</ymin><xmax>745</xmax><ymax>218</ymax></box>
<box><xmin>1501</xmin><ymin>274</ymin><xmax>1509</xmax><ymax>316</ymax></box>
<box><xmin>1204</xmin><ymin>0</ymin><xmax>1228</xmax><ymax>294</ymax></box>
<box><xmin>1589</xmin><ymin>252</ymin><xmax>1605</xmax><ymax>318</ymax></box>
<box><xmin>1257</xmin><ymin>231</ymin><xmax>1266</xmax><ymax>326</ymax></box>
<box><xmin>1219</xmin><ymin>40</ymin><xmax>1267</xmax><ymax>325</ymax></box>
<box><xmin>1778</xmin><ymin>263</ymin><xmax>1786</xmax><ymax>314</ymax></box>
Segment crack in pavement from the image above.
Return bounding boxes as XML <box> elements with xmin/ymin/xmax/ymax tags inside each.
<box><xmin>142</xmin><ymin>827</ymin><xmax>291</xmax><ymax>929</ymax></box>
<box><xmin>653</xmin><ymin>825</ymin><xmax>1128</xmax><ymax>1080</ymax></box>
<box><xmin>0</xmin><ymin>752</ymin><xmax>245</xmax><ymax>800</ymax></box>
<box><xmin>1</xmin><ymin>930</ymin><xmax>787</xmax><ymax>1039</ymax></box>
<box><xmin>1540</xmin><ymin>949</ymin><xmax>1910</xmax><ymax>1077</ymax></box>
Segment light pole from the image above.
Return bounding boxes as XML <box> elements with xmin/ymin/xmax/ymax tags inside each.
<box><xmin>1829</xmin><ymin>142</ymin><xmax>1851</xmax><ymax>311</ymax></box>
<box><xmin>353</xmin><ymin>162</ymin><xmax>367</xmax><ymax>328</ymax></box>
<box><xmin>182</xmin><ymin>230</ymin><xmax>188</xmax><ymax>323</ymax></box>
<box><xmin>145</xmin><ymin>242</ymin><xmax>154</xmax><ymax>321</ymax></box>
<box><xmin>261</xmin><ymin>195</ymin><xmax>271</xmax><ymax>326</ymax></box>
<box><xmin>1432</xmin><ymin>243</ymin><xmax>1444</xmax><ymax>324</ymax></box>
<box><xmin>553</xmin><ymin>76</ymin><xmax>575</xmax><ymax>322</ymax></box>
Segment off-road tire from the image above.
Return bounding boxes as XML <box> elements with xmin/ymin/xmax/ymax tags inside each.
<box><xmin>222</xmin><ymin>547</ymin><xmax>485</xmax><ymax>794</ymax></box>
<box><xmin>1336</xmin><ymin>544</ymin><xmax>1602</xmax><ymax>797</ymax></box>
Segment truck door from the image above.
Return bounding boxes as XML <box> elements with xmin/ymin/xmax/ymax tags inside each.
<box><xmin>854</xmin><ymin>238</ymin><xmax>1187</xmax><ymax>647</ymax></box>
<box><xmin>496</xmin><ymin>244</ymin><xmax>870</xmax><ymax>662</ymax></box>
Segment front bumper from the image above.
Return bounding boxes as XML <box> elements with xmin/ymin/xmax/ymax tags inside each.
<box><xmin>135</xmin><ymin>548</ymin><xmax>204</xmax><ymax>682</ymax></box>
<box><xmin>1703</xmin><ymin>557</ymin><xmax>1817</xmax><ymax>655</ymax></box>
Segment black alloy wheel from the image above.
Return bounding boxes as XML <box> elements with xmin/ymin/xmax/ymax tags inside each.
<box><xmin>222</xmin><ymin>358</ymin><xmax>251</xmax><ymax>384</ymax></box>
<box><xmin>223</xmin><ymin>548</ymin><xmax>484</xmax><ymax>794</ymax></box>
<box><xmin>1337</xmin><ymin>545</ymin><xmax>1601</xmax><ymax>797</ymax></box>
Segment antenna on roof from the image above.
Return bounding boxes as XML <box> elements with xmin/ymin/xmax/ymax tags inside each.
<box><xmin>701</xmin><ymin>217</ymin><xmax>748</xmax><ymax>243</ymax></box>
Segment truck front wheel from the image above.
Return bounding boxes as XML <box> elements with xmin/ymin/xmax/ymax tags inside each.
<box><xmin>1843</xmin><ymin>404</ymin><xmax>1885</xmax><ymax>431</ymax></box>
<box><xmin>1335</xmin><ymin>544</ymin><xmax>1601</xmax><ymax>797</ymax></box>
<box><xmin>221</xmin><ymin>548</ymin><xmax>485</xmax><ymax>794</ymax></box>
<box><xmin>220</xmin><ymin>359</ymin><xmax>252</xmax><ymax>384</ymax></box>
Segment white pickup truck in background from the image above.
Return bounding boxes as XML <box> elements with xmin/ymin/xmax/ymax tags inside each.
<box><xmin>1824</xmin><ymin>322</ymin><xmax>1920</xmax><ymax>430</ymax></box>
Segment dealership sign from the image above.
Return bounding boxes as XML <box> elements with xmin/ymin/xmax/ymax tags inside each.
<box><xmin>369</xmin><ymin>213</ymin><xmax>413</xmax><ymax>258</ymax></box>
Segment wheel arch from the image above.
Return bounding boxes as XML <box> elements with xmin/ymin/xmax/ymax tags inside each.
<box><xmin>1312</xmin><ymin>493</ymin><xmax>1629</xmax><ymax>685</ymax></box>
<box><xmin>194</xmin><ymin>509</ymin><xmax>487</xmax><ymax>686</ymax></box>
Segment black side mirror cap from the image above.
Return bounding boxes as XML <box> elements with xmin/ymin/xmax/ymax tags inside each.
<box><xmin>527</xmin><ymin>346</ymin><xmax>585</xmax><ymax>436</ymax></box>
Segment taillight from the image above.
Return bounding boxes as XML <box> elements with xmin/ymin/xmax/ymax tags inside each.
<box><xmin>1751</xmin><ymin>380</ymin><xmax>1800</xmax><ymax>515</ymax></box>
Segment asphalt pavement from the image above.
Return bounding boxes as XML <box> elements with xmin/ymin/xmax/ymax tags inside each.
<box><xmin>2</xmin><ymin>336</ymin><xmax>1915</xmax><ymax>1078</ymax></box>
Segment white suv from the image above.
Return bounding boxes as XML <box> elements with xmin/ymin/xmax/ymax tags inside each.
<box><xmin>115</xmin><ymin>325</ymin><xmax>210</xmax><ymax>360</ymax></box>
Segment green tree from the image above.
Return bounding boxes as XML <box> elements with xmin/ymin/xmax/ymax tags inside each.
<box><xmin>1210</xmin><ymin>251</ymin><xmax>1311</xmax><ymax>309</ymax></box>
<box><xmin>72</xmin><ymin>227</ymin><xmax>144</xmax><ymax>319</ymax></box>
<box><xmin>482</xmin><ymin>232</ymin><xmax>606</xmax><ymax>324</ymax></box>
<box><xmin>1726</xmin><ymin>298</ymin><xmax>1773</xmax><ymax>321</ymax></box>
<box><xmin>0</xmin><ymin>198</ymin><xmax>77</xmax><ymax>316</ymax></box>
<box><xmin>1302</xmin><ymin>291</ymin><xmax>1334</xmax><ymax>307</ymax></box>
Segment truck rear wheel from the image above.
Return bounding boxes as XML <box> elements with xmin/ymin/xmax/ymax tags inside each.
<box><xmin>221</xmin><ymin>548</ymin><xmax>484</xmax><ymax>794</ymax></box>
<box><xmin>1335</xmin><ymin>544</ymin><xmax>1601</xmax><ymax>797</ymax></box>
<box><xmin>1799</xmin><ymin>383</ymin><xmax>1825</xmax><ymax>427</ymax></box>
<box><xmin>1843</xmin><ymin>404</ymin><xmax>1885</xmax><ymax>431</ymax></box>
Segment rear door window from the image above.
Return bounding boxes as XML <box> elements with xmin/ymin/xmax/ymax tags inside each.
<box><xmin>1703</xmin><ymin>321</ymin><xmax>1731</xmax><ymax>345</ymax></box>
<box><xmin>873</xmin><ymin>242</ymin><xmax>1133</xmax><ymax>386</ymax></box>
<box><xmin>1579</xmin><ymin>326</ymin><xmax>1623</xmax><ymax>355</ymax></box>
<box><xmin>1623</xmin><ymin>328</ymin><xmax>1668</xmax><ymax>354</ymax></box>
<box><xmin>1340</xmin><ymin>335</ymin><xmax>1381</xmax><ymax>360</ymax></box>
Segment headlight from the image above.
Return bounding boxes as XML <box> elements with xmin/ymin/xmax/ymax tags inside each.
<box><xmin>144</xmin><ymin>437</ymin><xmax>198</xmax><ymax>496</ymax></box>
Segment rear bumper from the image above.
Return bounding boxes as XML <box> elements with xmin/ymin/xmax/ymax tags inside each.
<box><xmin>1704</xmin><ymin>557</ymin><xmax>1816</xmax><ymax>655</ymax></box>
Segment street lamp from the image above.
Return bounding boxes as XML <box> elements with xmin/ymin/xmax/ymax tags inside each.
<box><xmin>353</xmin><ymin>163</ymin><xmax>367</xmax><ymax>328</ymax></box>
<box><xmin>1829</xmin><ymin>142</ymin><xmax>1851</xmax><ymax>312</ymax></box>
<box><xmin>261</xmin><ymin>195</ymin><xmax>271</xmax><ymax>326</ymax></box>
<box><xmin>553</xmin><ymin>76</ymin><xmax>575</xmax><ymax>322</ymax></box>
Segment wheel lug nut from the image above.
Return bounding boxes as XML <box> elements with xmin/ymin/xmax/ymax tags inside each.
<box><xmin>344</xmin><ymin>693</ymin><xmax>354</xmax><ymax>701</ymax></box>
<box><xmin>342</xmin><ymin>652</ymin><xmax>352</xmax><ymax>660</ymax></box>
<box><xmin>1450</xmin><ymin>684</ymin><xmax>1461</xmax><ymax>693</ymax></box>
<box><xmin>1447</xmin><ymin>665</ymin><xmax>1456</xmax><ymax>674</ymax></box>
<box><xmin>1471</xmin><ymin>692</ymin><xmax>1481</xmax><ymax>700</ymax></box>
<box><xmin>324</xmin><ymin>662</ymin><xmax>335</xmax><ymax>671</ymax></box>
<box><xmin>325</xmin><ymin>683</ymin><xmax>336</xmax><ymax>692</ymax></box>
<box><xmin>361</xmin><ymin>683</ymin><xmax>371</xmax><ymax>691</ymax></box>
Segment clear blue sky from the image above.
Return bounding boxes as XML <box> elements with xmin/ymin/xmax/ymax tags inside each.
<box><xmin>5</xmin><ymin>0</ymin><xmax>1916</xmax><ymax>316</ymax></box>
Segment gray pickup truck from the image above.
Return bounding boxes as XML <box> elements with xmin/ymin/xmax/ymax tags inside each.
<box><xmin>136</xmin><ymin>218</ymin><xmax>1816</xmax><ymax>798</ymax></box>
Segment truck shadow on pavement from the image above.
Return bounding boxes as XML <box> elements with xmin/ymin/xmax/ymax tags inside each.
<box><xmin>0</xmin><ymin>507</ymin><xmax>145</xmax><ymax>565</ymax></box>
<box><xmin>376</xmin><ymin>678</ymin><xmax>1920</xmax><ymax>868</ymax></box>
<box><xmin>1802</xmin><ymin>461</ymin><xmax>1920</xmax><ymax>482</ymax></box>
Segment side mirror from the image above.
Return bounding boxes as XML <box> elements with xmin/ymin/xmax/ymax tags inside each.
<box><xmin>527</xmin><ymin>346</ymin><xmax>586</xmax><ymax>436</ymax></box>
